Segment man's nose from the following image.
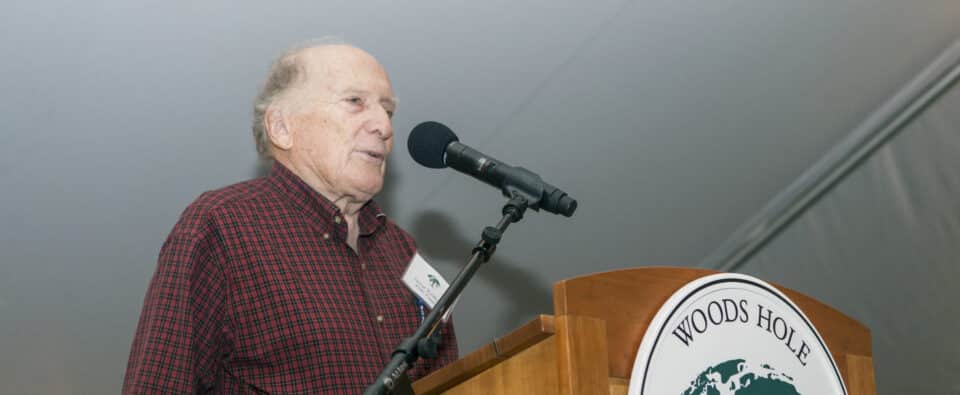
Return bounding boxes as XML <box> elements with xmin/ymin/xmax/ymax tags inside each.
<box><xmin>370</xmin><ymin>106</ymin><xmax>394</xmax><ymax>140</ymax></box>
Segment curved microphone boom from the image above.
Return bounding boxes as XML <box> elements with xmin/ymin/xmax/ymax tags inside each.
<box><xmin>408</xmin><ymin>121</ymin><xmax>577</xmax><ymax>217</ymax></box>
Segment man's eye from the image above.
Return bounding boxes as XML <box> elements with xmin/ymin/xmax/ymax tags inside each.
<box><xmin>346</xmin><ymin>97</ymin><xmax>363</xmax><ymax>105</ymax></box>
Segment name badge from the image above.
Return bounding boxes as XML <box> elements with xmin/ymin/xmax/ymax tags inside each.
<box><xmin>402</xmin><ymin>252</ymin><xmax>456</xmax><ymax>321</ymax></box>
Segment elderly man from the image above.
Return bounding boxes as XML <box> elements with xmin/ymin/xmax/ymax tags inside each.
<box><xmin>124</xmin><ymin>43</ymin><xmax>458</xmax><ymax>394</ymax></box>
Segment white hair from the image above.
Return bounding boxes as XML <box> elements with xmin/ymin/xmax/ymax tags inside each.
<box><xmin>251</xmin><ymin>37</ymin><xmax>348</xmax><ymax>160</ymax></box>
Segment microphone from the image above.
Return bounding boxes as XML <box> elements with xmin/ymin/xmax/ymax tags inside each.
<box><xmin>408</xmin><ymin>121</ymin><xmax>577</xmax><ymax>217</ymax></box>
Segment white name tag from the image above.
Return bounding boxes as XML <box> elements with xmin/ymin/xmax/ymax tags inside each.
<box><xmin>402</xmin><ymin>252</ymin><xmax>456</xmax><ymax>321</ymax></box>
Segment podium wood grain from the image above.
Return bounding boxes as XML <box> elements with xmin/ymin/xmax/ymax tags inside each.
<box><xmin>413</xmin><ymin>267</ymin><xmax>876</xmax><ymax>395</ymax></box>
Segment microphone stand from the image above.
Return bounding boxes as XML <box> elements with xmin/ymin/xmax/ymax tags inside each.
<box><xmin>363</xmin><ymin>195</ymin><xmax>530</xmax><ymax>395</ymax></box>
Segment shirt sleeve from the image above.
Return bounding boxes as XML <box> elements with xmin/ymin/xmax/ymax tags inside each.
<box><xmin>123</xmin><ymin>208</ymin><xmax>229</xmax><ymax>394</ymax></box>
<box><xmin>404</xmin><ymin>314</ymin><xmax>459</xmax><ymax>381</ymax></box>
<box><xmin>434</xmin><ymin>319</ymin><xmax>460</xmax><ymax>372</ymax></box>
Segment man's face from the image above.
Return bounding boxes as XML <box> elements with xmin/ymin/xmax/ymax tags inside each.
<box><xmin>283</xmin><ymin>46</ymin><xmax>396</xmax><ymax>203</ymax></box>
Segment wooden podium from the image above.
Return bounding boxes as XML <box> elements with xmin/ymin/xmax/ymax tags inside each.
<box><xmin>412</xmin><ymin>267</ymin><xmax>876</xmax><ymax>395</ymax></box>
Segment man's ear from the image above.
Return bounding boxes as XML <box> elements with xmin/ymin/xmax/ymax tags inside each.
<box><xmin>265</xmin><ymin>108</ymin><xmax>294</xmax><ymax>151</ymax></box>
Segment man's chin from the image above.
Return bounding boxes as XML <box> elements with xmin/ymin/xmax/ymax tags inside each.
<box><xmin>350</xmin><ymin>180</ymin><xmax>384</xmax><ymax>202</ymax></box>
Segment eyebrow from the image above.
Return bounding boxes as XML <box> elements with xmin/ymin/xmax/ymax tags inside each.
<box><xmin>340</xmin><ymin>88</ymin><xmax>398</xmax><ymax>108</ymax></box>
<box><xmin>381</xmin><ymin>96</ymin><xmax>399</xmax><ymax>109</ymax></box>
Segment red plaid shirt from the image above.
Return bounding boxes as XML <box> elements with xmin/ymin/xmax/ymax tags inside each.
<box><xmin>124</xmin><ymin>163</ymin><xmax>458</xmax><ymax>394</ymax></box>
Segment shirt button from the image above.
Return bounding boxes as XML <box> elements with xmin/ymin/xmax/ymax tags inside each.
<box><xmin>361</xmin><ymin>263</ymin><xmax>367</xmax><ymax>270</ymax></box>
<box><xmin>334</xmin><ymin>216</ymin><xmax>342</xmax><ymax>224</ymax></box>
<box><xmin>322</xmin><ymin>233</ymin><xmax>330</xmax><ymax>240</ymax></box>
<box><xmin>376</xmin><ymin>315</ymin><xmax>384</xmax><ymax>323</ymax></box>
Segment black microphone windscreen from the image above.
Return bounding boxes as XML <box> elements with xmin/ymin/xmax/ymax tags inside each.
<box><xmin>408</xmin><ymin>121</ymin><xmax>458</xmax><ymax>169</ymax></box>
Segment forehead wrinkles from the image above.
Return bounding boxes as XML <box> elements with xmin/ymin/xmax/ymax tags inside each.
<box><xmin>286</xmin><ymin>46</ymin><xmax>393</xmax><ymax>110</ymax></box>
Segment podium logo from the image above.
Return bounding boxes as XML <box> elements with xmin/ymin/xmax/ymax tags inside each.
<box><xmin>627</xmin><ymin>273</ymin><xmax>846</xmax><ymax>395</ymax></box>
<box><xmin>684</xmin><ymin>359</ymin><xmax>799</xmax><ymax>395</ymax></box>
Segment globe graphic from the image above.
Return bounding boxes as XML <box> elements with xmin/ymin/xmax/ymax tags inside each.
<box><xmin>682</xmin><ymin>359</ymin><xmax>800</xmax><ymax>395</ymax></box>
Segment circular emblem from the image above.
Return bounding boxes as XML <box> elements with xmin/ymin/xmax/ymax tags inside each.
<box><xmin>627</xmin><ymin>273</ymin><xmax>846</xmax><ymax>395</ymax></box>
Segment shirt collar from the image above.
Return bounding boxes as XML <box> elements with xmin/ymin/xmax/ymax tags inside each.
<box><xmin>267</xmin><ymin>162</ymin><xmax>387</xmax><ymax>236</ymax></box>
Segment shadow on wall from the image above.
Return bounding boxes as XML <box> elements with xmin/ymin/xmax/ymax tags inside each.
<box><xmin>411</xmin><ymin>210</ymin><xmax>554</xmax><ymax>328</ymax></box>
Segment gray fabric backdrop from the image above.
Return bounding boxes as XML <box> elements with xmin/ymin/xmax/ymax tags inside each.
<box><xmin>1</xmin><ymin>1</ymin><xmax>958</xmax><ymax>393</ymax></box>
<box><xmin>741</xmin><ymin>83</ymin><xmax>960</xmax><ymax>394</ymax></box>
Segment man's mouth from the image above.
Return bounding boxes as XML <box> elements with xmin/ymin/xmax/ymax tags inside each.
<box><xmin>357</xmin><ymin>150</ymin><xmax>386</xmax><ymax>163</ymax></box>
